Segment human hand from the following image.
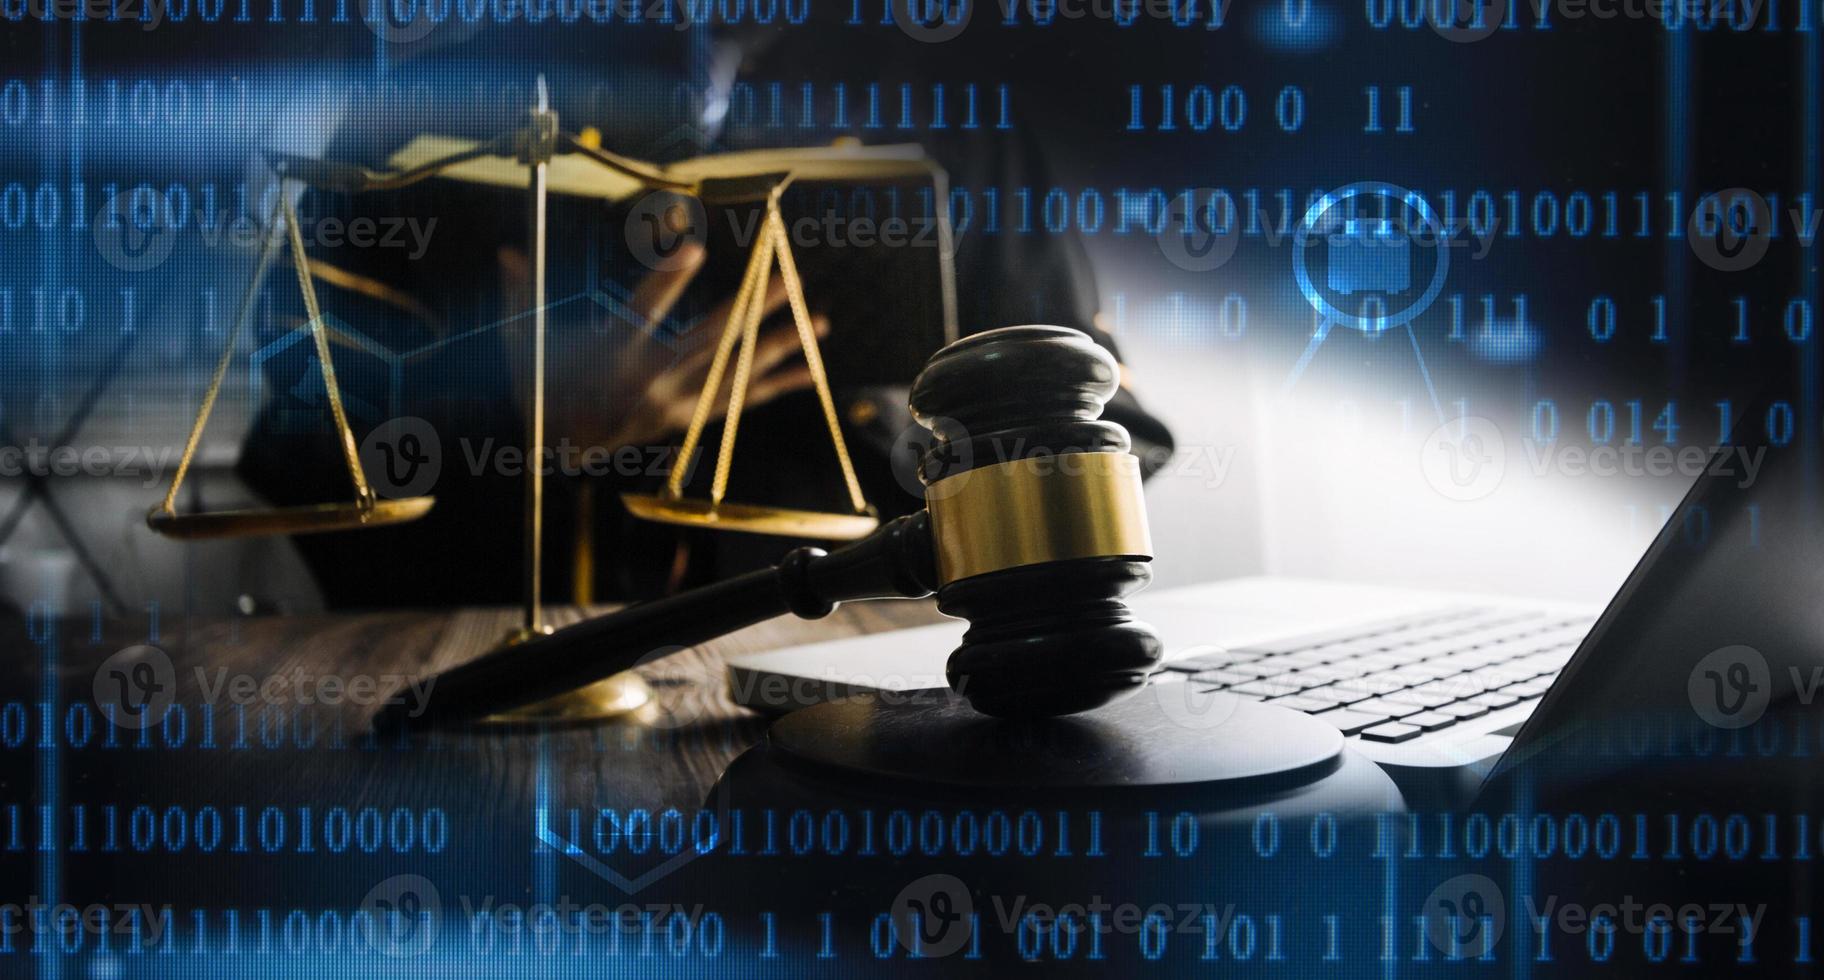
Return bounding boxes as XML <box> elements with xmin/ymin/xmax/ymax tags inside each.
<box><xmin>498</xmin><ymin>241</ymin><xmax>828</xmax><ymax>456</ymax></box>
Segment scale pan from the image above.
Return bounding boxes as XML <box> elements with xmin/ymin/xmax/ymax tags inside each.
<box><xmin>620</xmin><ymin>493</ymin><xmax>877</xmax><ymax>540</ymax></box>
<box><xmin>146</xmin><ymin>497</ymin><xmax>435</xmax><ymax>540</ymax></box>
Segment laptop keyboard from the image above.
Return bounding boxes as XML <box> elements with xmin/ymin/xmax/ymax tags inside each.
<box><xmin>1157</xmin><ymin>608</ymin><xmax>1593</xmax><ymax>745</ymax></box>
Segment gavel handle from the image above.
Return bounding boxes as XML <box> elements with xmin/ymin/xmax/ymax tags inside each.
<box><xmin>374</xmin><ymin>513</ymin><xmax>938</xmax><ymax>730</ymax></box>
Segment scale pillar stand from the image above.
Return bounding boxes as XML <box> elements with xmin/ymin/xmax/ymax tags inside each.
<box><xmin>485</xmin><ymin>79</ymin><xmax>652</xmax><ymax>725</ymax></box>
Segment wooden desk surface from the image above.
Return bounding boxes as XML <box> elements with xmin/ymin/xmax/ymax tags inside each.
<box><xmin>149</xmin><ymin>598</ymin><xmax>939</xmax><ymax>800</ymax></box>
<box><xmin>2</xmin><ymin>599</ymin><xmax>1796</xmax><ymax>973</ymax></box>
<box><xmin>1</xmin><ymin>599</ymin><xmax>950</xmax><ymax>911</ymax></box>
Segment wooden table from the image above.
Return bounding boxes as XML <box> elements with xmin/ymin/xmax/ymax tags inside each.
<box><xmin>8</xmin><ymin>601</ymin><xmax>1733</xmax><ymax>973</ymax></box>
<box><xmin>1</xmin><ymin>599</ymin><xmax>950</xmax><ymax>915</ymax></box>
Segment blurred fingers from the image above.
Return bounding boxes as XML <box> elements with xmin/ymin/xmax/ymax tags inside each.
<box><xmin>743</xmin><ymin>364</ymin><xmax>816</xmax><ymax>408</ymax></box>
<box><xmin>697</xmin><ymin>274</ymin><xmax>788</xmax><ymax>340</ymax></box>
<box><xmin>628</xmin><ymin>241</ymin><xmax>706</xmax><ymax>328</ymax></box>
<box><xmin>751</xmin><ymin>314</ymin><xmax>830</xmax><ymax>377</ymax></box>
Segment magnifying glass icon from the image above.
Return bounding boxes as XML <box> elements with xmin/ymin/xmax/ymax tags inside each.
<box><xmin>1286</xmin><ymin>181</ymin><xmax>1452</xmax><ymax>420</ymax></box>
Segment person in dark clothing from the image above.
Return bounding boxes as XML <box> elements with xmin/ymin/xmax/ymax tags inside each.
<box><xmin>237</xmin><ymin>27</ymin><xmax>1173</xmax><ymax>608</ymax></box>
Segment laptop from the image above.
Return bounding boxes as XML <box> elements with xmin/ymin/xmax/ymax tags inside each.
<box><xmin>724</xmin><ymin>396</ymin><xmax>1796</xmax><ymax>805</ymax></box>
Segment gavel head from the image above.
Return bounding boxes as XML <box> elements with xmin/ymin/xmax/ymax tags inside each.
<box><xmin>909</xmin><ymin>324</ymin><xmax>1164</xmax><ymax>718</ymax></box>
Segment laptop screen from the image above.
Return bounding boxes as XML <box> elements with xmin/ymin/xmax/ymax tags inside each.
<box><xmin>1486</xmin><ymin>393</ymin><xmax>1824</xmax><ymax>807</ymax></box>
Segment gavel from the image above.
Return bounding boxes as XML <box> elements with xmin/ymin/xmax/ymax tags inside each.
<box><xmin>376</xmin><ymin>325</ymin><xmax>1163</xmax><ymax>729</ymax></box>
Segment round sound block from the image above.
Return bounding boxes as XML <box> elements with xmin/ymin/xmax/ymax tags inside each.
<box><xmin>702</xmin><ymin>690</ymin><xmax>1401</xmax><ymax>967</ymax></box>
<box><xmin>767</xmin><ymin>687</ymin><xmax>1346</xmax><ymax>791</ymax></box>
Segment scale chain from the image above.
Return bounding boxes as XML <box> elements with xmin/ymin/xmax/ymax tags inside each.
<box><xmin>159</xmin><ymin>196</ymin><xmax>286</xmax><ymax>517</ymax></box>
<box><xmin>663</xmin><ymin>210</ymin><xmax>775</xmax><ymax>500</ymax></box>
<box><xmin>282</xmin><ymin>190</ymin><xmax>376</xmax><ymax>511</ymax></box>
<box><xmin>767</xmin><ymin>201</ymin><xmax>868</xmax><ymax>516</ymax></box>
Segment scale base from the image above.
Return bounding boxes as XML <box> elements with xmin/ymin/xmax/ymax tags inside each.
<box><xmin>481</xmin><ymin>674</ymin><xmax>653</xmax><ymax>725</ymax></box>
<box><xmin>474</xmin><ymin>624</ymin><xmax>653</xmax><ymax>725</ymax></box>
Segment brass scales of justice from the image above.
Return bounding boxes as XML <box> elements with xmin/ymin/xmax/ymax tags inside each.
<box><xmin>146</xmin><ymin>78</ymin><xmax>960</xmax><ymax>722</ymax></box>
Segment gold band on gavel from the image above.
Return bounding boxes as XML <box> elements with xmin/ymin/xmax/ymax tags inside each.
<box><xmin>925</xmin><ymin>453</ymin><xmax>1153</xmax><ymax>586</ymax></box>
